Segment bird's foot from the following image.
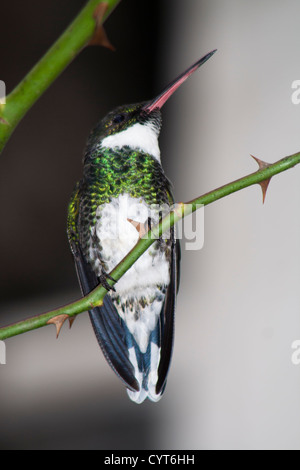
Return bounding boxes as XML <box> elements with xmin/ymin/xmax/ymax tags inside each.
<box><xmin>99</xmin><ymin>271</ymin><xmax>116</xmax><ymax>292</ymax></box>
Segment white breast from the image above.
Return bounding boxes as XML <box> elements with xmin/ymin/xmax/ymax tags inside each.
<box><xmin>89</xmin><ymin>193</ymin><xmax>170</xmax><ymax>352</ymax></box>
<box><xmin>92</xmin><ymin>193</ymin><xmax>170</xmax><ymax>294</ymax></box>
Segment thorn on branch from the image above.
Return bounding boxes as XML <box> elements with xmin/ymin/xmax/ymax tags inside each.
<box><xmin>250</xmin><ymin>154</ymin><xmax>270</xmax><ymax>170</ymax></box>
<box><xmin>68</xmin><ymin>316</ymin><xmax>76</xmax><ymax>329</ymax></box>
<box><xmin>88</xmin><ymin>2</ymin><xmax>115</xmax><ymax>50</ymax></box>
<box><xmin>250</xmin><ymin>154</ymin><xmax>272</xmax><ymax>204</ymax></box>
<box><xmin>47</xmin><ymin>314</ymin><xmax>70</xmax><ymax>338</ymax></box>
<box><xmin>127</xmin><ymin>218</ymin><xmax>148</xmax><ymax>238</ymax></box>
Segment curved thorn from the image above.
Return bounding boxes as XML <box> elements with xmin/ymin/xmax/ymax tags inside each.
<box><xmin>47</xmin><ymin>314</ymin><xmax>69</xmax><ymax>338</ymax></box>
<box><xmin>250</xmin><ymin>155</ymin><xmax>272</xmax><ymax>203</ymax></box>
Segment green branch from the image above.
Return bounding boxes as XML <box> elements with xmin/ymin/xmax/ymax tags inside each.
<box><xmin>0</xmin><ymin>150</ymin><xmax>299</xmax><ymax>340</ymax></box>
<box><xmin>0</xmin><ymin>0</ymin><xmax>121</xmax><ymax>153</ymax></box>
<box><xmin>0</xmin><ymin>1</ymin><xmax>299</xmax><ymax>341</ymax></box>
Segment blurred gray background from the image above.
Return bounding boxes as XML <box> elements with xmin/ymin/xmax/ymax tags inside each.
<box><xmin>1</xmin><ymin>0</ymin><xmax>300</xmax><ymax>450</ymax></box>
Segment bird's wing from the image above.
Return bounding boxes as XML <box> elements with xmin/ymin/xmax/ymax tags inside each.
<box><xmin>71</xmin><ymin>241</ymin><xmax>140</xmax><ymax>392</ymax></box>
<box><xmin>67</xmin><ymin>183</ymin><xmax>139</xmax><ymax>392</ymax></box>
<box><xmin>155</xmin><ymin>231</ymin><xmax>180</xmax><ymax>395</ymax></box>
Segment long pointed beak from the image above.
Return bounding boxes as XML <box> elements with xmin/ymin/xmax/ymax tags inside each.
<box><xmin>143</xmin><ymin>49</ymin><xmax>217</xmax><ymax>113</ymax></box>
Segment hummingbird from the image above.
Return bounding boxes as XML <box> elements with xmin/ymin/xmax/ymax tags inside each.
<box><xmin>67</xmin><ymin>50</ymin><xmax>216</xmax><ymax>403</ymax></box>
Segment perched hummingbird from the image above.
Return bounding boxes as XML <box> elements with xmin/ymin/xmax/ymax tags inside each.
<box><xmin>67</xmin><ymin>50</ymin><xmax>216</xmax><ymax>403</ymax></box>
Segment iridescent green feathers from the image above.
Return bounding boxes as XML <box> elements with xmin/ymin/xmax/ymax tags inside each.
<box><xmin>67</xmin><ymin>147</ymin><xmax>173</xmax><ymax>258</ymax></box>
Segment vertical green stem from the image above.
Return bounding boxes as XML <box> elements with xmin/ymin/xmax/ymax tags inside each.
<box><xmin>0</xmin><ymin>0</ymin><xmax>121</xmax><ymax>152</ymax></box>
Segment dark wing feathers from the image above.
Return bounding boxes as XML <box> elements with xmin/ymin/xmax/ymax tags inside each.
<box><xmin>89</xmin><ymin>297</ymin><xmax>140</xmax><ymax>392</ymax></box>
<box><xmin>156</xmin><ymin>233</ymin><xmax>179</xmax><ymax>394</ymax></box>
<box><xmin>71</xmin><ymin>242</ymin><xmax>139</xmax><ymax>392</ymax></box>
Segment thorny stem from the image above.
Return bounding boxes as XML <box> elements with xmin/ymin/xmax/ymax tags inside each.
<box><xmin>0</xmin><ymin>0</ymin><xmax>121</xmax><ymax>152</ymax></box>
<box><xmin>0</xmin><ymin>3</ymin><xmax>299</xmax><ymax>340</ymax></box>
<box><xmin>0</xmin><ymin>150</ymin><xmax>300</xmax><ymax>340</ymax></box>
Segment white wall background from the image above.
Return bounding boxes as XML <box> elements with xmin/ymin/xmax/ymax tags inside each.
<box><xmin>158</xmin><ymin>0</ymin><xmax>300</xmax><ymax>449</ymax></box>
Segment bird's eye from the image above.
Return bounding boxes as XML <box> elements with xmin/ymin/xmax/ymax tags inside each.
<box><xmin>113</xmin><ymin>114</ymin><xmax>125</xmax><ymax>124</ymax></box>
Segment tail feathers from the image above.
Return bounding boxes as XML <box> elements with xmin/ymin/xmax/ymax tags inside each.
<box><xmin>89</xmin><ymin>296</ymin><xmax>165</xmax><ymax>402</ymax></box>
<box><xmin>125</xmin><ymin>327</ymin><xmax>164</xmax><ymax>404</ymax></box>
<box><xmin>89</xmin><ymin>298</ymin><xmax>140</xmax><ymax>393</ymax></box>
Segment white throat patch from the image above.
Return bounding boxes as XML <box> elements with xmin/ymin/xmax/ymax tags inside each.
<box><xmin>100</xmin><ymin>122</ymin><xmax>161</xmax><ymax>162</ymax></box>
